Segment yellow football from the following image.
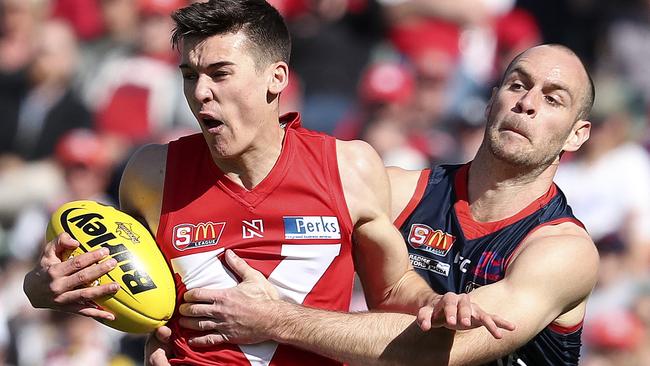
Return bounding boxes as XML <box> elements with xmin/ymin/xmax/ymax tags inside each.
<box><xmin>46</xmin><ymin>200</ymin><xmax>176</xmax><ymax>333</ymax></box>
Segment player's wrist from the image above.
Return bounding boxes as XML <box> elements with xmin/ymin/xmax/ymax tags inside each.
<box><xmin>264</xmin><ymin>300</ymin><xmax>302</xmax><ymax>343</ymax></box>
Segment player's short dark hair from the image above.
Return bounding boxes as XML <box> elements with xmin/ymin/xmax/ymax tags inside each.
<box><xmin>500</xmin><ymin>44</ymin><xmax>595</xmax><ymax>121</ymax></box>
<box><xmin>171</xmin><ymin>0</ymin><xmax>291</xmax><ymax>67</ymax></box>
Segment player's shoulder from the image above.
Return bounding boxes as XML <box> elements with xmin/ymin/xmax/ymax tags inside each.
<box><xmin>335</xmin><ymin>139</ymin><xmax>385</xmax><ymax>179</ymax></box>
<box><xmin>528</xmin><ymin>222</ymin><xmax>594</xmax><ymax>250</ymax></box>
<box><xmin>119</xmin><ymin>143</ymin><xmax>169</xmax><ymax>230</ymax></box>
<box><xmin>122</xmin><ymin>143</ymin><xmax>168</xmax><ymax>189</ymax></box>
<box><xmin>128</xmin><ymin>143</ymin><xmax>168</xmax><ymax>166</ymax></box>
<box><xmin>510</xmin><ymin>222</ymin><xmax>598</xmax><ymax>278</ymax></box>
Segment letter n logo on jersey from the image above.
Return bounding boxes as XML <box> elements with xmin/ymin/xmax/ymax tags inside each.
<box><xmin>408</xmin><ymin>224</ymin><xmax>456</xmax><ymax>257</ymax></box>
<box><xmin>172</xmin><ymin>222</ymin><xmax>226</xmax><ymax>251</ymax></box>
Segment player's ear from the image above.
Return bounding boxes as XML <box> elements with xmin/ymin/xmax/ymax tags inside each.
<box><xmin>268</xmin><ymin>61</ymin><xmax>289</xmax><ymax>96</ymax></box>
<box><xmin>563</xmin><ymin>119</ymin><xmax>591</xmax><ymax>152</ymax></box>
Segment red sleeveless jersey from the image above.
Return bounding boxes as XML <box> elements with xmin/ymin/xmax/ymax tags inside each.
<box><xmin>156</xmin><ymin>113</ymin><xmax>354</xmax><ymax>365</ymax></box>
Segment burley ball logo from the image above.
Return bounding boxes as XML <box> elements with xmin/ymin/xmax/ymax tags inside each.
<box><xmin>172</xmin><ymin>221</ymin><xmax>226</xmax><ymax>251</ymax></box>
<box><xmin>408</xmin><ymin>223</ymin><xmax>456</xmax><ymax>257</ymax></box>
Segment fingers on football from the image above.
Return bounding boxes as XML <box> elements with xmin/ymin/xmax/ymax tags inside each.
<box><xmin>53</xmin><ymin>258</ymin><xmax>116</xmax><ymax>292</ymax></box>
<box><xmin>53</xmin><ymin>282</ymin><xmax>119</xmax><ymax>308</ymax></box>
<box><xmin>40</xmin><ymin>233</ymin><xmax>78</xmax><ymax>267</ymax></box>
<box><xmin>54</xmin><ymin>232</ymin><xmax>80</xmax><ymax>256</ymax></box>
<box><xmin>46</xmin><ymin>248</ymin><xmax>111</xmax><ymax>281</ymax></box>
<box><xmin>62</xmin><ymin>249</ymin><xmax>112</xmax><ymax>276</ymax></box>
<box><xmin>77</xmin><ymin>306</ymin><xmax>116</xmax><ymax>321</ymax></box>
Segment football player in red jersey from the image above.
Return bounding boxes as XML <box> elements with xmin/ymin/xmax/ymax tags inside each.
<box><xmin>22</xmin><ymin>1</ymin><xmax>513</xmax><ymax>365</ymax></box>
<box><xmin>173</xmin><ymin>44</ymin><xmax>599</xmax><ymax>366</ymax></box>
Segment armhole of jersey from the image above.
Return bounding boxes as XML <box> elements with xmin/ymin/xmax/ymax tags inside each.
<box><xmin>548</xmin><ymin>320</ymin><xmax>583</xmax><ymax>335</ymax></box>
<box><xmin>394</xmin><ymin>169</ymin><xmax>431</xmax><ymax>229</ymax></box>
<box><xmin>155</xmin><ymin>142</ymin><xmax>175</xmax><ymax>244</ymax></box>
<box><xmin>324</xmin><ymin>137</ymin><xmax>354</xmax><ymax>237</ymax></box>
<box><xmin>504</xmin><ymin>217</ymin><xmax>585</xmax><ymax>270</ymax></box>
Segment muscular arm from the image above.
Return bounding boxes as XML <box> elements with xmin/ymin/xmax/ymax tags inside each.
<box><xmin>119</xmin><ymin>143</ymin><xmax>172</xmax><ymax>365</ymax></box>
<box><xmin>118</xmin><ymin>143</ymin><xmax>167</xmax><ymax>234</ymax></box>
<box><xmin>337</xmin><ymin>140</ymin><xmax>435</xmax><ymax>312</ymax></box>
<box><xmin>254</xmin><ymin>223</ymin><xmax>599</xmax><ymax>365</ymax></box>
<box><xmin>21</xmin><ymin>144</ymin><xmax>168</xmax><ymax>323</ymax></box>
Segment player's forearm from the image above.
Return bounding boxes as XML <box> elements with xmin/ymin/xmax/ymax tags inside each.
<box><xmin>264</xmin><ymin>300</ymin><xmax>455</xmax><ymax>366</ymax></box>
<box><xmin>372</xmin><ymin>269</ymin><xmax>439</xmax><ymax>314</ymax></box>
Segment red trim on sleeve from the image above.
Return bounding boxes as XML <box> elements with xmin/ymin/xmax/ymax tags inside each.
<box><xmin>548</xmin><ymin>320</ymin><xmax>583</xmax><ymax>335</ymax></box>
<box><xmin>394</xmin><ymin>169</ymin><xmax>431</xmax><ymax>228</ymax></box>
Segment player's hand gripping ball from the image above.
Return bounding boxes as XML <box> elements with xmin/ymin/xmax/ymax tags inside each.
<box><xmin>46</xmin><ymin>200</ymin><xmax>175</xmax><ymax>333</ymax></box>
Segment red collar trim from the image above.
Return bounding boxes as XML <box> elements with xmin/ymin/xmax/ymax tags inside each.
<box><xmin>454</xmin><ymin>163</ymin><xmax>559</xmax><ymax>240</ymax></box>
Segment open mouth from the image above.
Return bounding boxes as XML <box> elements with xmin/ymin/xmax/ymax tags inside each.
<box><xmin>201</xmin><ymin>116</ymin><xmax>224</xmax><ymax>129</ymax></box>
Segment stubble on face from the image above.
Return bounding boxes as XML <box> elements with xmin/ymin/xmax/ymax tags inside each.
<box><xmin>482</xmin><ymin>45</ymin><xmax>589</xmax><ymax>170</ymax></box>
<box><xmin>484</xmin><ymin>110</ymin><xmax>572</xmax><ymax>169</ymax></box>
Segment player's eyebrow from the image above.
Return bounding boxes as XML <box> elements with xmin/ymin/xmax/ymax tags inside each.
<box><xmin>179</xmin><ymin>61</ymin><xmax>235</xmax><ymax>70</ymax></box>
<box><xmin>506</xmin><ymin>67</ymin><xmax>532</xmax><ymax>83</ymax></box>
<box><xmin>508</xmin><ymin>66</ymin><xmax>574</xmax><ymax>102</ymax></box>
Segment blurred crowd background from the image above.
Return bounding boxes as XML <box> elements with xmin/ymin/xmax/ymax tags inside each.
<box><xmin>1</xmin><ymin>0</ymin><xmax>649</xmax><ymax>364</ymax></box>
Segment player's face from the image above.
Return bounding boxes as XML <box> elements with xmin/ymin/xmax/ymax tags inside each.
<box><xmin>484</xmin><ymin>46</ymin><xmax>590</xmax><ymax>168</ymax></box>
<box><xmin>179</xmin><ymin>31</ymin><xmax>275</xmax><ymax>158</ymax></box>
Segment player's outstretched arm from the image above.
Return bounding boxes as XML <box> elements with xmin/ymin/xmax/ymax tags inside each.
<box><xmin>335</xmin><ymin>140</ymin><xmax>512</xmax><ymax>337</ymax></box>
<box><xmin>335</xmin><ymin>139</ymin><xmax>433</xmax><ymax>313</ymax></box>
<box><xmin>181</xmin><ymin>223</ymin><xmax>596</xmax><ymax>365</ymax></box>
<box><xmin>23</xmin><ymin>142</ymin><xmax>168</xmax><ymax>321</ymax></box>
<box><xmin>22</xmin><ymin>232</ymin><xmax>119</xmax><ymax>319</ymax></box>
<box><xmin>181</xmin><ymin>250</ymin><xmax>513</xmax><ymax>359</ymax></box>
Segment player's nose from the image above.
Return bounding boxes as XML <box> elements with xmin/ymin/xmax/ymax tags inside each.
<box><xmin>193</xmin><ymin>75</ymin><xmax>214</xmax><ymax>104</ymax></box>
<box><xmin>514</xmin><ymin>90</ymin><xmax>537</xmax><ymax>118</ymax></box>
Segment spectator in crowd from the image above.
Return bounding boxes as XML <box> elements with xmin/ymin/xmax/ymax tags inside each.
<box><xmin>335</xmin><ymin>61</ymin><xmax>430</xmax><ymax>170</ymax></box>
<box><xmin>76</xmin><ymin>0</ymin><xmax>141</xmax><ymax>95</ymax></box>
<box><xmin>599</xmin><ymin>0</ymin><xmax>650</xmax><ymax>105</ymax></box>
<box><xmin>281</xmin><ymin>0</ymin><xmax>387</xmax><ymax>133</ymax></box>
<box><xmin>8</xmin><ymin>20</ymin><xmax>91</xmax><ymax>160</ymax></box>
<box><xmin>0</xmin><ymin>19</ymin><xmax>90</xmax><ymax>221</ymax></box>
<box><xmin>555</xmin><ymin>75</ymin><xmax>650</xmax><ymax>274</ymax></box>
<box><xmin>84</xmin><ymin>0</ymin><xmax>196</xmax><ymax>145</ymax></box>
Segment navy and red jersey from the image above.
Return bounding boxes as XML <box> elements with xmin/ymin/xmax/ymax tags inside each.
<box><xmin>156</xmin><ymin>113</ymin><xmax>354</xmax><ymax>365</ymax></box>
<box><xmin>395</xmin><ymin>163</ymin><xmax>585</xmax><ymax>366</ymax></box>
